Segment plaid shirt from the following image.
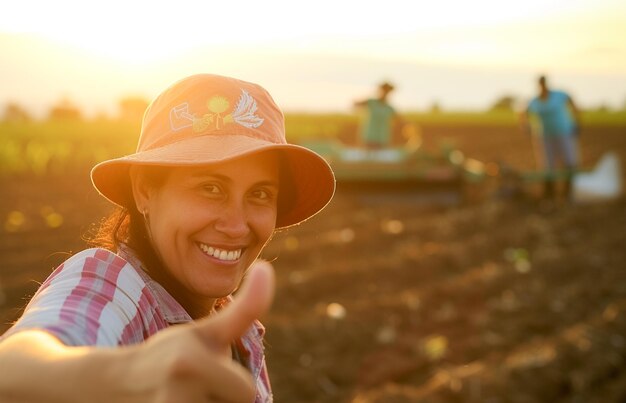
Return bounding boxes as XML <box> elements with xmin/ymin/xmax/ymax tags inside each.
<box><xmin>3</xmin><ymin>247</ymin><xmax>272</xmax><ymax>402</ymax></box>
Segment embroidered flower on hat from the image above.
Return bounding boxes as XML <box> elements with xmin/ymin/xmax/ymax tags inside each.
<box><xmin>169</xmin><ymin>89</ymin><xmax>264</xmax><ymax>133</ymax></box>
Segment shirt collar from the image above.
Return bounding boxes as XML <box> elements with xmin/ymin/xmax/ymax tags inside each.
<box><xmin>117</xmin><ymin>243</ymin><xmax>267</xmax><ymax>337</ymax></box>
<box><xmin>118</xmin><ymin>243</ymin><xmax>192</xmax><ymax>324</ymax></box>
<box><xmin>118</xmin><ymin>244</ymin><xmax>267</xmax><ymax>381</ymax></box>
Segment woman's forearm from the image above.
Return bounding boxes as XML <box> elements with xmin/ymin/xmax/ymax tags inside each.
<box><xmin>0</xmin><ymin>330</ymin><xmax>132</xmax><ymax>403</ymax></box>
<box><xmin>0</xmin><ymin>264</ymin><xmax>274</xmax><ymax>402</ymax></box>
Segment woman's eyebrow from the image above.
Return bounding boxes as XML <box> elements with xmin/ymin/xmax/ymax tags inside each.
<box><xmin>255</xmin><ymin>179</ymin><xmax>279</xmax><ymax>188</ymax></box>
<box><xmin>189</xmin><ymin>172</ymin><xmax>230</xmax><ymax>181</ymax></box>
<box><xmin>189</xmin><ymin>172</ymin><xmax>278</xmax><ymax>187</ymax></box>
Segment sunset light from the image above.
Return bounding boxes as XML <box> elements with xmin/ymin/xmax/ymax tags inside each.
<box><xmin>3</xmin><ymin>0</ymin><xmax>625</xmax><ymax>68</ymax></box>
<box><xmin>1</xmin><ymin>0</ymin><xmax>625</xmax><ymax>115</ymax></box>
<box><xmin>2</xmin><ymin>2</ymin><xmax>626</xmax><ymax>402</ymax></box>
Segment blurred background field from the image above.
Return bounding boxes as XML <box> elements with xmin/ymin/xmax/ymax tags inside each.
<box><xmin>1</xmin><ymin>111</ymin><xmax>626</xmax><ymax>402</ymax></box>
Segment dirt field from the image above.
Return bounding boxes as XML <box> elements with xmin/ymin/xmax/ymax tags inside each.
<box><xmin>1</xmin><ymin>125</ymin><xmax>625</xmax><ymax>402</ymax></box>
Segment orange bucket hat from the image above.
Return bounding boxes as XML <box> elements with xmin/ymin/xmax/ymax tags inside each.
<box><xmin>91</xmin><ymin>73</ymin><xmax>335</xmax><ymax>228</ymax></box>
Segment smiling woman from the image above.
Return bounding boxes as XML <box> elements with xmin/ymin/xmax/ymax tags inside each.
<box><xmin>0</xmin><ymin>73</ymin><xmax>335</xmax><ymax>402</ymax></box>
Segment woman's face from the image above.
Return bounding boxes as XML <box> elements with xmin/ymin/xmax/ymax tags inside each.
<box><xmin>136</xmin><ymin>153</ymin><xmax>279</xmax><ymax>308</ymax></box>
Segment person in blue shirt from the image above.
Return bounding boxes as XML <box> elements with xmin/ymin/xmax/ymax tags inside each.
<box><xmin>354</xmin><ymin>81</ymin><xmax>401</xmax><ymax>150</ymax></box>
<box><xmin>521</xmin><ymin>75</ymin><xmax>582</xmax><ymax>200</ymax></box>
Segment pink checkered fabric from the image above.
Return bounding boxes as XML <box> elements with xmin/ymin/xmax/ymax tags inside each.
<box><xmin>2</xmin><ymin>247</ymin><xmax>272</xmax><ymax>402</ymax></box>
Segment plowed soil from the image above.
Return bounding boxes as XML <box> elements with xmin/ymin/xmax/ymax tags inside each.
<box><xmin>1</xmin><ymin>125</ymin><xmax>625</xmax><ymax>402</ymax></box>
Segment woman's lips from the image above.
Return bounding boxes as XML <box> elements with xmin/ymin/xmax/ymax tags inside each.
<box><xmin>198</xmin><ymin>243</ymin><xmax>243</xmax><ymax>262</ymax></box>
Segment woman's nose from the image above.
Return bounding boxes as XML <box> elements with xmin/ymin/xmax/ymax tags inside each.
<box><xmin>214</xmin><ymin>200</ymin><xmax>249</xmax><ymax>237</ymax></box>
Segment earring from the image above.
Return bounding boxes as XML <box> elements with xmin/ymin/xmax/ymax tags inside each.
<box><xmin>141</xmin><ymin>208</ymin><xmax>149</xmax><ymax>220</ymax></box>
<box><xmin>141</xmin><ymin>208</ymin><xmax>154</xmax><ymax>242</ymax></box>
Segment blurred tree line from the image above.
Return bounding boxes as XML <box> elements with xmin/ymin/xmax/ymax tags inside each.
<box><xmin>1</xmin><ymin>96</ymin><xmax>149</xmax><ymax>123</ymax></box>
<box><xmin>3</xmin><ymin>94</ymin><xmax>626</xmax><ymax>124</ymax></box>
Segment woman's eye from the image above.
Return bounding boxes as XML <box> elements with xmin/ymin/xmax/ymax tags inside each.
<box><xmin>202</xmin><ymin>184</ymin><xmax>221</xmax><ymax>194</ymax></box>
<box><xmin>252</xmin><ymin>188</ymin><xmax>274</xmax><ymax>201</ymax></box>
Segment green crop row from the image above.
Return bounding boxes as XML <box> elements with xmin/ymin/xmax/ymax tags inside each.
<box><xmin>0</xmin><ymin>120</ymin><xmax>139</xmax><ymax>176</ymax></box>
<box><xmin>1</xmin><ymin>110</ymin><xmax>624</xmax><ymax>176</ymax></box>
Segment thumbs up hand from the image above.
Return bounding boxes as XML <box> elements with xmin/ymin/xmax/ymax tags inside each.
<box><xmin>120</xmin><ymin>260</ymin><xmax>275</xmax><ymax>403</ymax></box>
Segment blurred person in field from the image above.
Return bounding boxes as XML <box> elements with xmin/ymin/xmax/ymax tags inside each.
<box><xmin>0</xmin><ymin>73</ymin><xmax>335</xmax><ymax>402</ymax></box>
<box><xmin>520</xmin><ymin>74</ymin><xmax>582</xmax><ymax>200</ymax></box>
<box><xmin>354</xmin><ymin>81</ymin><xmax>404</xmax><ymax>150</ymax></box>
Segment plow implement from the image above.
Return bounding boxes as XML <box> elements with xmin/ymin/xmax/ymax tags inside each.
<box><xmin>302</xmin><ymin>140</ymin><xmax>488</xmax><ymax>206</ymax></box>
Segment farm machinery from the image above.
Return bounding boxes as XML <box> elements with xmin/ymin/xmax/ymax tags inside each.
<box><xmin>302</xmin><ymin>135</ymin><xmax>623</xmax><ymax>206</ymax></box>
<box><xmin>301</xmin><ymin>138</ymin><xmax>489</xmax><ymax>206</ymax></box>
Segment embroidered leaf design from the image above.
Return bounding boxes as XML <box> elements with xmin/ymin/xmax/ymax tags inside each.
<box><xmin>192</xmin><ymin>114</ymin><xmax>213</xmax><ymax>133</ymax></box>
<box><xmin>232</xmin><ymin>90</ymin><xmax>264</xmax><ymax>128</ymax></box>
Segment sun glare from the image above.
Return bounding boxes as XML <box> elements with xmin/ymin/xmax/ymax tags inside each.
<box><xmin>2</xmin><ymin>0</ymin><xmax>625</xmax><ymax>69</ymax></box>
<box><xmin>1</xmin><ymin>0</ymin><xmax>624</xmax><ymax>115</ymax></box>
<box><xmin>1</xmin><ymin>1</ymin><xmax>271</xmax><ymax>65</ymax></box>
<box><xmin>58</xmin><ymin>32</ymin><xmax>197</xmax><ymax>65</ymax></box>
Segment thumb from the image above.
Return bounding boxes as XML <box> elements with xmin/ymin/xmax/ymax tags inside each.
<box><xmin>194</xmin><ymin>260</ymin><xmax>275</xmax><ymax>349</ymax></box>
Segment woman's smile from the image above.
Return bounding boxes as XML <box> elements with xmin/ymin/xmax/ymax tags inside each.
<box><xmin>197</xmin><ymin>242</ymin><xmax>244</xmax><ymax>262</ymax></box>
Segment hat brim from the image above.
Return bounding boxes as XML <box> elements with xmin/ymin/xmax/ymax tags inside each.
<box><xmin>91</xmin><ymin>134</ymin><xmax>336</xmax><ymax>229</ymax></box>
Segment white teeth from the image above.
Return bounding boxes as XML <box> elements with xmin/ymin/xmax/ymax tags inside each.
<box><xmin>199</xmin><ymin>243</ymin><xmax>242</xmax><ymax>261</ymax></box>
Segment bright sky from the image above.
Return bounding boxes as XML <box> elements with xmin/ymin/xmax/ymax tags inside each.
<box><xmin>1</xmin><ymin>0</ymin><xmax>625</xmax><ymax>115</ymax></box>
